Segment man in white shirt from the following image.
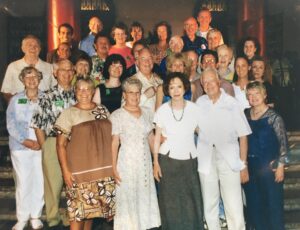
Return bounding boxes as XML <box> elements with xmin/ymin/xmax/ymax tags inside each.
<box><xmin>131</xmin><ymin>48</ymin><xmax>162</xmax><ymax>112</ymax></box>
<box><xmin>196</xmin><ymin>67</ymin><xmax>251</xmax><ymax>230</ymax></box>
<box><xmin>1</xmin><ymin>35</ymin><xmax>55</xmax><ymax>102</ymax></box>
<box><xmin>196</xmin><ymin>7</ymin><xmax>213</xmax><ymax>39</ymax></box>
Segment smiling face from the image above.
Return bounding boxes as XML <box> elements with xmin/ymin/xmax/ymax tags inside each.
<box><xmin>57</xmin><ymin>43</ymin><xmax>71</xmax><ymax>60</ymax></box>
<box><xmin>75</xmin><ymin>60</ymin><xmax>90</xmax><ymax>76</ymax></box>
<box><xmin>169</xmin><ymin>36</ymin><xmax>184</xmax><ymax>53</ymax></box>
<box><xmin>94</xmin><ymin>37</ymin><xmax>110</xmax><ymax>56</ymax></box>
<box><xmin>184</xmin><ymin>17</ymin><xmax>198</xmax><ymax>37</ymax></box>
<box><xmin>251</xmin><ymin>60</ymin><xmax>265</xmax><ymax>81</ymax></box>
<box><xmin>244</xmin><ymin>40</ymin><xmax>257</xmax><ymax>59</ymax></box>
<box><xmin>171</xmin><ymin>59</ymin><xmax>185</xmax><ymax>73</ymax></box>
<box><xmin>22</xmin><ymin>71</ymin><xmax>40</xmax><ymax>90</ymax></box>
<box><xmin>56</xmin><ymin>60</ymin><xmax>74</xmax><ymax>86</ymax></box>
<box><xmin>168</xmin><ymin>77</ymin><xmax>185</xmax><ymax>101</ymax></box>
<box><xmin>217</xmin><ymin>47</ymin><xmax>232</xmax><ymax>69</ymax></box>
<box><xmin>89</xmin><ymin>17</ymin><xmax>103</xmax><ymax>34</ymax></box>
<box><xmin>123</xmin><ymin>84</ymin><xmax>141</xmax><ymax>107</ymax></box>
<box><xmin>201</xmin><ymin>69</ymin><xmax>221</xmax><ymax>99</ymax></box>
<box><xmin>247</xmin><ymin>87</ymin><xmax>266</xmax><ymax>107</ymax></box>
<box><xmin>207</xmin><ymin>31</ymin><xmax>222</xmax><ymax>50</ymax></box>
<box><xmin>131</xmin><ymin>26</ymin><xmax>143</xmax><ymax>41</ymax></box>
<box><xmin>108</xmin><ymin>62</ymin><xmax>123</xmax><ymax>79</ymax></box>
<box><xmin>197</xmin><ymin>10</ymin><xmax>212</xmax><ymax>30</ymax></box>
<box><xmin>58</xmin><ymin>26</ymin><xmax>73</xmax><ymax>44</ymax></box>
<box><xmin>235</xmin><ymin>57</ymin><xmax>250</xmax><ymax>80</ymax></box>
<box><xmin>137</xmin><ymin>49</ymin><xmax>154</xmax><ymax>75</ymax></box>
<box><xmin>201</xmin><ymin>54</ymin><xmax>217</xmax><ymax>70</ymax></box>
<box><xmin>75</xmin><ymin>80</ymin><xmax>95</xmax><ymax>105</ymax></box>
<box><xmin>114</xmin><ymin>28</ymin><xmax>127</xmax><ymax>46</ymax></box>
<box><xmin>22</xmin><ymin>38</ymin><xmax>41</xmax><ymax>58</ymax></box>
<box><xmin>157</xmin><ymin>25</ymin><xmax>168</xmax><ymax>42</ymax></box>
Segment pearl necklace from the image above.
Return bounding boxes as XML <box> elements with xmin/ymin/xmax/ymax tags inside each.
<box><xmin>170</xmin><ymin>100</ymin><xmax>185</xmax><ymax>122</ymax></box>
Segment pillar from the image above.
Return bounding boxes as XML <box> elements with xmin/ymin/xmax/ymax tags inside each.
<box><xmin>47</xmin><ymin>0</ymin><xmax>81</xmax><ymax>51</ymax></box>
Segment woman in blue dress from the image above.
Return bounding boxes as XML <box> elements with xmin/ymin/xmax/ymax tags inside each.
<box><xmin>244</xmin><ymin>81</ymin><xmax>289</xmax><ymax>230</ymax></box>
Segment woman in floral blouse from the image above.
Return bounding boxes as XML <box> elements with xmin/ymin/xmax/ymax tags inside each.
<box><xmin>55</xmin><ymin>78</ymin><xmax>115</xmax><ymax>230</ymax></box>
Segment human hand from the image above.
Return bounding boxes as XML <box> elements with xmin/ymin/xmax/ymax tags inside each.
<box><xmin>63</xmin><ymin>170</ymin><xmax>75</xmax><ymax>188</ymax></box>
<box><xmin>144</xmin><ymin>86</ymin><xmax>156</xmax><ymax>98</ymax></box>
<box><xmin>153</xmin><ymin>161</ymin><xmax>162</xmax><ymax>182</ymax></box>
<box><xmin>240</xmin><ymin>167</ymin><xmax>249</xmax><ymax>184</ymax></box>
<box><xmin>22</xmin><ymin>139</ymin><xmax>41</xmax><ymax>150</ymax></box>
<box><xmin>274</xmin><ymin>165</ymin><xmax>284</xmax><ymax>182</ymax></box>
<box><xmin>113</xmin><ymin>168</ymin><xmax>122</xmax><ymax>185</ymax></box>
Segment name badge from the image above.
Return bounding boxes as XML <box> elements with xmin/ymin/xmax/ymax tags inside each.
<box><xmin>106</xmin><ymin>88</ymin><xmax>110</xmax><ymax>95</ymax></box>
<box><xmin>18</xmin><ymin>98</ymin><xmax>27</xmax><ymax>104</ymax></box>
<box><xmin>54</xmin><ymin>100</ymin><xmax>64</xmax><ymax>107</ymax></box>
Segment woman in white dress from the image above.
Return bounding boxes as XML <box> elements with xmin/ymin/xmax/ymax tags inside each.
<box><xmin>110</xmin><ymin>77</ymin><xmax>161</xmax><ymax>230</ymax></box>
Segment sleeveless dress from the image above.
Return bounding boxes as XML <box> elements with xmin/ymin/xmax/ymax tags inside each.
<box><xmin>98</xmin><ymin>84</ymin><xmax>122</xmax><ymax>113</ymax></box>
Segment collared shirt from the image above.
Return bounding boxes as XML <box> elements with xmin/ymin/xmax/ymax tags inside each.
<box><xmin>90</xmin><ymin>55</ymin><xmax>106</xmax><ymax>85</ymax></box>
<box><xmin>153</xmin><ymin>101</ymin><xmax>200</xmax><ymax>160</ymax></box>
<box><xmin>79</xmin><ymin>33</ymin><xmax>96</xmax><ymax>56</ymax></box>
<box><xmin>196</xmin><ymin>89</ymin><xmax>252</xmax><ymax>174</ymax></box>
<box><xmin>1</xmin><ymin>58</ymin><xmax>55</xmax><ymax>95</ymax></box>
<box><xmin>182</xmin><ymin>35</ymin><xmax>208</xmax><ymax>56</ymax></box>
<box><xmin>6</xmin><ymin>90</ymin><xmax>43</xmax><ymax>151</ymax></box>
<box><xmin>31</xmin><ymin>85</ymin><xmax>76</xmax><ymax>137</ymax></box>
<box><xmin>196</xmin><ymin>27</ymin><xmax>213</xmax><ymax>39</ymax></box>
<box><xmin>132</xmin><ymin>71</ymin><xmax>163</xmax><ymax>112</ymax></box>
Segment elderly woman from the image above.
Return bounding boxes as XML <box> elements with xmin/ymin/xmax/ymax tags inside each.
<box><xmin>149</xmin><ymin>21</ymin><xmax>172</xmax><ymax>65</ymax></box>
<box><xmin>71</xmin><ymin>54</ymin><xmax>93</xmax><ymax>85</ymax></box>
<box><xmin>6</xmin><ymin>67</ymin><xmax>44</xmax><ymax>230</ymax></box>
<box><xmin>251</xmin><ymin>55</ymin><xmax>276</xmax><ymax>107</ymax></box>
<box><xmin>153</xmin><ymin>72</ymin><xmax>204</xmax><ymax>230</ymax></box>
<box><xmin>93</xmin><ymin>54</ymin><xmax>126</xmax><ymax>113</ymax></box>
<box><xmin>244</xmin><ymin>81</ymin><xmax>288</xmax><ymax>230</ymax></box>
<box><xmin>206</xmin><ymin>28</ymin><xmax>224</xmax><ymax>51</ymax></box>
<box><xmin>55</xmin><ymin>78</ymin><xmax>115</xmax><ymax>230</ymax></box>
<box><xmin>233</xmin><ymin>56</ymin><xmax>251</xmax><ymax>110</ymax></box>
<box><xmin>156</xmin><ymin>53</ymin><xmax>194</xmax><ymax>110</ymax></box>
<box><xmin>109</xmin><ymin>22</ymin><xmax>135</xmax><ymax>69</ymax></box>
<box><xmin>110</xmin><ymin>77</ymin><xmax>161</xmax><ymax>230</ymax></box>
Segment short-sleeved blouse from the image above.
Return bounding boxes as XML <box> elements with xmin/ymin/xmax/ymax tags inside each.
<box><xmin>153</xmin><ymin>101</ymin><xmax>200</xmax><ymax>160</ymax></box>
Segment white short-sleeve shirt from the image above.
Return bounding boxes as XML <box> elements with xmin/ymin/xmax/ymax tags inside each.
<box><xmin>232</xmin><ymin>83</ymin><xmax>250</xmax><ymax>110</ymax></box>
<box><xmin>196</xmin><ymin>89</ymin><xmax>252</xmax><ymax>174</ymax></box>
<box><xmin>153</xmin><ymin>100</ymin><xmax>200</xmax><ymax>160</ymax></box>
<box><xmin>1</xmin><ymin>58</ymin><xmax>56</xmax><ymax>95</ymax></box>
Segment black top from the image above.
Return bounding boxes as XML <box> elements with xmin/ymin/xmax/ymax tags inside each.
<box><xmin>263</xmin><ymin>81</ymin><xmax>276</xmax><ymax>105</ymax></box>
<box><xmin>99</xmin><ymin>84</ymin><xmax>122</xmax><ymax>113</ymax></box>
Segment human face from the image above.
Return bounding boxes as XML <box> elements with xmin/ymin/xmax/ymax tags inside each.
<box><xmin>171</xmin><ymin>59</ymin><xmax>185</xmax><ymax>73</ymax></box>
<box><xmin>89</xmin><ymin>17</ymin><xmax>102</xmax><ymax>34</ymax></box>
<box><xmin>184</xmin><ymin>18</ymin><xmax>198</xmax><ymax>37</ymax></box>
<box><xmin>187</xmin><ymin>51</ymin><xmax>198</xmax><ymax>73</ymax></box>
<box><xmin>114</xmin><ymin>28</ymin><xmax>127</xmax><ymax>45</ymax></box>
<box><xmin>94</xmin><ymin>37</ymin><xmax>110</xmax><ymax>56</ymax></box>
<box><xmin>131</xmin><ymin>26</ymin><xmax>143</xmax><ymax>41</ymax></box>
<box><xmin>251</xmin><ymin>60</ymin><xmax>265</xmax><ymax>81</ymax></box>
<box><xmin>23</xmin><ymin>72</ymin><xmax>40</xmax><ymax>90</ymax></box>
<box><xmin>108</xmin><ymin>62</ymin><xmax>123</xmax><ymax>78</ymax></box>
<box><xmin>217</xmin><ymin>48</ymin><xmax>231</xmax><ymax>69</ymax></box>
<box><xmin>247</xmin><ymin>88</ymin><xmax>266</xmax><ymax>108</ymax></box>
<box><xmin>22</xmin><ymin>38</ymin><xmax>41</xmax><ymax>58</ymax></box>
<box><xmin>157</xmin><ymin>25</ymin><xmax>168</xmax><ymax>42</ymax></box>
<box><xmin>244</xmin><ymin>40</ymin><xmax>257</xmax><ymax>59</ymax></box>
<box><xmin>58</xmin><ymin>26</ymin><xmax>72</xmax><ymax>44</ymax></box>
<box><xmin>56</xmin><ymin>61</ymin><xmax>74</xmax><ymax>86</ymax></box>
<box><xmin>169</xmin><ymin>37</ymin><xmax>183</xmax><ymax>53</ymax></box>
<box><xmin>201</xmin><ymin>71</ymin><xmax>221</xmax><ymax>99</ymax></box>
<box><xmin>137</xmin><ymin>50</ymin><xmax>154</xmax><ymax>75</ymax></box>
<box><xmin>207</xmin><ymin>32</ymin><xmax>221</xmax><ymax>50</ymax></box>
<box><xmin>75</xmin><ymin>60</ymin><xmax>90</xmax><ymax>76</ymax></box>
<box><xmin>57</xmin><ymin>44</ymin><xmax>71</xmax><ymax>60</ymax></box>
<box><xmin>201</xmin><ymin>54</ymin><xmax>217</xmax><ymax>70</ymax></box>
<box><xmin>197</xmin><ymin>10</ymin><xmax>212</xmax><ymax>29</ymax></box>
<box><xmin>235</xmin><ymin>57</ymin><xmax>249</xmax><ymax>80</ymax></box>
<box><xmin>123</xmin><ymin>85</ymin><xmax>141</xmax><ymax>107</ymax></box>
<box><xmin>168</xmin><ymin>77</ymin><xmax>185</xmax><ymax>101</ymax></box>
<box><xmin>75</xmin><ymin>81</ymin><xmax>94</xmax><ymax>104</ymax></box>
<box><xmin>133</xmin><ymin>44</ymin><xmax>145</xmax><ymax>59</ymax></box>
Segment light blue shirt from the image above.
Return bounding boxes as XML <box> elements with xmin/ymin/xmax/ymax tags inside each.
<box><xmin>6</xmin><ymin>90</ymin><xmax>42</xmax><ymax>151</ymax></box>
<box><xmin>79</xmin><ymin>33</ymin><xmax>96</xmax><ymax>56</ymax></box>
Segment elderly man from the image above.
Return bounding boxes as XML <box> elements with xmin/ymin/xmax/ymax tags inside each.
<box><xmin>79</xmin><ymin>16</ymin><xmax>103</xmax><ymax>56</ymax></box>
<box><xmin>182</xmin><ymin>17</ymin><xmax>208</xmax><ymax>57</ymax></box>
<box><xmin>131</xmin><ymin>48</ymin><xmax>162</xmax><ymax>112</ymax></box>
<box><xmin>47</xmin><ymin>23</ymin><xmax>86</xmax><ymax>64</ymax></box>
<box><xmin>1</xmin><ymin>35</ymin><xmax>54</xmax><ymax>102</ymax></box>
<box><xmin>196</xmin><ymin>67</ymin><xmax>251</xmax><ymax>230</ymax></box>
<box><xmin>31</xmin><ymin>59</ymin><xmax>76</xmax><ymax>229</ymax></box>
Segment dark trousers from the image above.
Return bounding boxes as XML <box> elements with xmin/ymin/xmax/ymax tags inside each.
<box><xmin>243</xmin><ymin>157</ymin><xmax>284</xmax><ymax>230</ymax></box>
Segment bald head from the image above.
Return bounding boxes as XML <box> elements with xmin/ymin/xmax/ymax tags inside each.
<box><xmin>136</xmin><ymin>48</ymin><xmax>154</xmax><ymax>76</ymax></box>
<box><xmin>184</xmin><ymin>17</ymin><xmax>198</xmax><ymax>37</ymax></box>
<box><xmin>89</xmin><ymin>17</ymin><xmax>103</xmax><ymax>34</ymax></box>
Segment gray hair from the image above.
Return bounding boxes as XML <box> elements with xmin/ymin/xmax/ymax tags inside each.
<box><xmin>122</xmin><ymin>77</ymin><xmax>143</xmax><ymax>92</ymax></box>
<box><xmin>200</xmin><ymin>67</ymin><xmax>220</xmax><ymax>84</ymax></box>
<box><xmin>19</xmin><ymin>66</ymin><xmax>43</xmax><ymax>82</ymax></box>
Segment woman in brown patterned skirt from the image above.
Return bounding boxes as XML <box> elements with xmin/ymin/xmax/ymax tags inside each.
<box><xmin>55</xmin><ymin>78</ymin><xmax>115</xmax><ymax>230</ymax></box>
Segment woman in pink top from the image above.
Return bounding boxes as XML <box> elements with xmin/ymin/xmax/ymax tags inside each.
<box><xmin>109</xmin><ymin>22</ymin><xmax>135</xmax><ymax>69</ymax></box>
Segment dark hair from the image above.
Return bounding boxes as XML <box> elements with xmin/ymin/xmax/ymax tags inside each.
<box><xmin>237</xmin><ymin>36</ymin><xmax>261</xmax><ymax>58</ymax></box>
<box><xmin>131</xmin><ymin>39</ymin><xmax>148</xmax><ymax>55</ymax></box>
<box><xmin>200</xmin><ymin>49</ymin><xmax>219</xmax><ymax>64</ymax></box>
<box><xmin>251</xmin><ymin>55</ymin><xmax>265</xmax><ymax>63</ymax></box>
<box><xmin>129</xmin><ymin>21</ymin><xmax>144</xmax><ymax>40</ymax></box>
<box><xmin>75</xmin><ymin>53</ymin><xmax>93</xmax><ymax>74</ymax></box>
<box><xmin>163</xmin><ymin>72</ymin><xmax>191</xmax><ymax>97</ymax></box>
<box><xmin>152</xmin><ymin>21</ymin><xmax>172</xmax><ymax>44</ymax></box>
<box><xmin>94</xmin><ymin>31</ymin><xmax>110</xmax><ymax>45</ymax></box>
<box><xmin>103</xmin><ymin>54</ymin><xmax>127</xmax><ymax>80</ymax></box>
<box><xmin>232</xmin><ymin>55</ymin><xmax>250</xmax><ymax>82</ymax></box>
<box><xmin>111</xmin><ymin>22</ymin><xmax>129</xmax><ymax>40</ymax></box>
<box><xmin>58</xmin><ymin>23</ymin><xmax>74</xmax><ymax>35</ymax></box>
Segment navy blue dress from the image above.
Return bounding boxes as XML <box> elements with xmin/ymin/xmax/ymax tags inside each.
<box><xmin>243</xmin><ymin>108</ymin><xmax>288</xmax><ymax>230</ymax></box>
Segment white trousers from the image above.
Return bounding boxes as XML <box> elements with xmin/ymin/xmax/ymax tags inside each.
<box><xmin>11</xmin><ymin>150</ymin><xmax>44</xmax><ymax>222</ymax></box>
<box><xmin>199</xmin><ymin>149</ymin><xmax>245</xmax><ymax>230</ymax></box>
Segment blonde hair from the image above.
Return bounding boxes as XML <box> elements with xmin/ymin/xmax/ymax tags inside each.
<box><xmin>166</xmin><ymin>52</ymin><xmax>191</xmax><ymax>77</ymax></box>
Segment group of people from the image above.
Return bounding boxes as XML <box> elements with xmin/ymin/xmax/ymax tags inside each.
<box><xmin>2</xmin><ymin>6</ymin><xmax>289</xmax><ymax>230</ymax></box>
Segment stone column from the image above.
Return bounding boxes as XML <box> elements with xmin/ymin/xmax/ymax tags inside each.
<box><xmin>237</xmin><ymin>0</ymin><xmax>265</xmax><ymax>55</ymax></box>
<box><xmin>47</xmin><ymin>0</ymin><xmax>81</xmax><ymax>51</ymax></box>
